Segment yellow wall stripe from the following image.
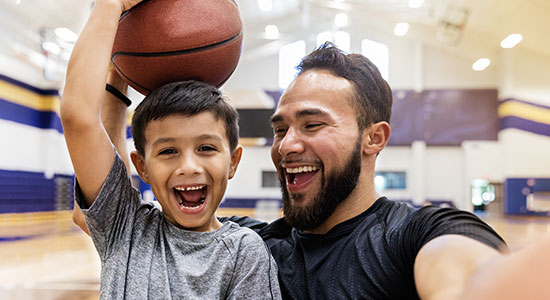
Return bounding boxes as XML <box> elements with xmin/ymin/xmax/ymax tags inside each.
<box><xmin>498</xmin><ymin>101</ymin><xmax>550</xmax><ymax>124</ymax></box>
<box><xmin>0</xmin><ymin>80</ymin><xmax>60</xmax><ymax>112</ymax></box>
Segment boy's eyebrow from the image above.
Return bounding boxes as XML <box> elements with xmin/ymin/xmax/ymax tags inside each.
<box><xmin>270</xmin><ymin>108</ymin><xmax>328</xmax><ymax>124</ymax></box>
<box><xmin>152</xmin><ymin>134</ymin><xmax>224</xmax><ymax>147</ymax></box>
<box><xmin>196</xmin><ymin>134</ymin><xmax>224</xmax><ymax>142</ymax></box>
<box><xmin>152</xmin><ymin>137</ymin><xmax>176</xmax><ymax>147</ymax></box>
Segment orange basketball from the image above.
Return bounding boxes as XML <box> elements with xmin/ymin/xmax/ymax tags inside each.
<box><xmin>111</xmin><ymin>0</ymin><xmax>243</xmax><ymax>95</ymax></box>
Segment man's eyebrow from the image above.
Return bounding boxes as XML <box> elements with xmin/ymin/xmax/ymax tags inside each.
<box><xmin>270</xmin><ymin>114</ymin><xmax>282</xmax><ymax>124</ymax></box>
<box><xmin>296</xmin><ymin>108</ymin><xmax>327</xmax><ymax>118</ymax></box>
<box><xmin>270</xmin><ymin>108</ymin><xmax>328</xmax><ymax>124</ymax></box>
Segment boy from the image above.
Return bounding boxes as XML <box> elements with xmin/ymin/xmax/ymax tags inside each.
<box><xmin>60</xmin><ymin>0</ymin><xmax>281</xmax><ymax>299</ymax></box>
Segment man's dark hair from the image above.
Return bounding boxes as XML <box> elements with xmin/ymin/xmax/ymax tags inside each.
<box><xmin>296</xmin><ymin>42</ymin><xmax>392</xmax><ymax>129</ymax></box>
<box><xmin>131</xmin><ymin>80</ymin><xmax>239</xmax><ymax>156</ymax></box>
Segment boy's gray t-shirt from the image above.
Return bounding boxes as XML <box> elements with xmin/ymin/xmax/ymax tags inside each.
<box><xmin>76</xmin><ymin>154</ymin><xmax>281</xmax><ymax>299</ymax></box>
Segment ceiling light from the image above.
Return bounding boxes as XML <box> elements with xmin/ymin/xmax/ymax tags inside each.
<box><xmin>500</xmin><ymin>34</ymin><xmax>523</xmax><ymax>48</ymax></box>
<box><xmin>55</xmin><ymin>27</ymin><xmax>78</xmax><ymax>43</ymax></box>
<box><xmin>42</xmin><ymin>42</ymin><xmax>61</xmax><ymax>55</ymax></box>
<box><xmin>334</xmin><ymin>13</ymin><xmax>348</xmax><ymax>28</ymax></box>
<box><xmin>265</xmin><ymin>25</ymin><xmax>279</xmax><ymax>39</ymax></box>
<box><xmin>472</xmin><ymin>58</ymin><xmax>490</xmax><ymax>71</ymax></box>
<box><xmin>257</xmin><ymin>0</ymin><xmax>272</xmax><ymax>12</ymax></box>
<box><xmin>408</xmin><ymin>0</ymin><xmax>424</xmax><ymax>8</ymax></box>
<box><xmin>393</xmin><ymin>22</ymin><xmax>409</xmax><ymax>36</ymax></box>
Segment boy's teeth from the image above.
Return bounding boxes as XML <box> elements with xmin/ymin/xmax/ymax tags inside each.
<box><xmin>175</xmin><ymin>185</ymin><xmax>205</xmax><ymax>191</ymax></box>
<box><xmin>180</xmin><ymin>203</ymin><xmax>203</xmax><ymax>209</ymax></box>
<box><xmin>285</xmin><ymin>166</ymin><xmax>319</xmax><ymax>174</ymax></box>
<box><xmin>178</xmin><ymin>198</ymin><xmax>205</xmax><ymax>208</ymax></box>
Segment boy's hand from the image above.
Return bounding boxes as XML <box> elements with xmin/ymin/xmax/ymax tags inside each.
<box><xmin>120</xmin><ymin>0</ymin><xmax>143</xmax><ymax>12</ymax></box>
<box><xmin>100</xmin><ymin>0</ymin><xmax>143</xmax><ymax>12</ymax></box>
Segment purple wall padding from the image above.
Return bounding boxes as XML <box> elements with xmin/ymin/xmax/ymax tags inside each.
<box><xmin>389</xmin><ymin>89</ymin><xmax>499</xmax><ymax>145</ymax></box>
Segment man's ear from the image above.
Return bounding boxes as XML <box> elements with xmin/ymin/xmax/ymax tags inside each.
<box><xmin>130</xmin><ymin>151</ymin><xmax>149</xmax><ymax>184</ymax></box>
<box><xmin>228</xmin><ymin>145</ymin><xmax>243</xmax><ymax>179</ymax></box>
<box><xmin>362</xmin><ymin>121</ymin><xmax>391</xmax><ymax>156</ymax></box>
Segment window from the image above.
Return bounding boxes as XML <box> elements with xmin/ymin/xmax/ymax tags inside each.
<box><xmin>278</xmin><ymin>40</ymin><xmax>306</xmax><ymax>89</ymax></box>
<box><xmin>374</xmin><ymin>171</ymin><xmax>406</xmax><ymax>191</ymax></box>
<box><xmin>262</xmin><ymin>171</ymin><xmax>280</xmax><ymax>188</ymax></box>
<box><xmin>361</xmin><ymin>38</ymin><xmax>389</xmax><ymax>81</ymax></box>
<box><xmin>316</xmin><ymin>31</ymin><xmax>350</xmax><ymax>53</ymax></box>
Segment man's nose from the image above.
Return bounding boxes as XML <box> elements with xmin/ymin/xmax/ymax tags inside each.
<box><xmin>278</xmin><ymin>128</ymin><xmax>304</xmax><ymax>157</ymax></box>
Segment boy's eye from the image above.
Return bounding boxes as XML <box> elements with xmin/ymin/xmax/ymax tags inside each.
<box><xmin>159</xmin><ymin>148</ymin><xmax>177</xmax><ymax>155</ymax></box>
<box><xmin>198</xmin><ymin>145</ymin><xmax>217</xmax><ymax>152</ymax></box>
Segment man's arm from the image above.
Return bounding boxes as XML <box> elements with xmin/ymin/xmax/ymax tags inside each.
<box><xmin>102</xmin><ymin>65</ymin><xmax>131</xmax><ymax>172</ymax></box>
<box><xmin>61</xmin><ymin>0</ymin><xmax>138</xmax><ymax>207</ymax></box>
<box><xmin>414</xmin><ymin>234</ymin><xmax>503</xmax><ymax>299</ymax></box>
<box><xmin>415</xmin><ymin>234</ymin><xmax>550</xmax><ymax>299</ymax></box>
<box><xmin>461</xmin><ymin>235</ymin><xmax>550</xmax><ymax>300</ymax></box>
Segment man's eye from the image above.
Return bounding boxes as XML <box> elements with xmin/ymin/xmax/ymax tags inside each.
<box><xmin>159</xmin><ymin>149</ymin><xmax>177</xmax><ymax>155</ymax></box>
<box><xmin>273</xmin><ymin>127</ymin><xmax>287</xmax><ymax>135</ymax></box>
<box><xmin>305</xmin><ymin>123</ymin><xmax>323</xmax><ymax>129</ymax></box>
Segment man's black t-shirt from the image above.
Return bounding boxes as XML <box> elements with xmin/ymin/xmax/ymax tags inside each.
<box><xmin>227</xmin><ymin>197</ymin><xmax>506</xmax><ymax>299</ymax></box>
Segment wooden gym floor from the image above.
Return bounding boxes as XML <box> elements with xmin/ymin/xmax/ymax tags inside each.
<box><xmin>0</xmin><ymin>208</ymin><xmax>549</xmax><ymax>300</ymax></box>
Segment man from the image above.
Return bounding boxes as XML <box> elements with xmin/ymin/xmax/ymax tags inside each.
<box><xmin>247</xmin><ymin>42</ymin><xmax>507</xmax><ymax>299</ymax></box>
<box><xmin>76</xmin><ymin>42</ymin><xmax>550</xmax><ymax>299</ymax></box>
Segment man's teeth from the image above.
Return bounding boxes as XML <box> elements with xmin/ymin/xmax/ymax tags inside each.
<box><xmin>285</xmin><ymin>166</ymin><xmax>319</xmax><ymax>174</ymax></box>
<box><xmin>174</xmin><ymin>185</ymin><xmax>205</xmax><ymax>191</ymax></box>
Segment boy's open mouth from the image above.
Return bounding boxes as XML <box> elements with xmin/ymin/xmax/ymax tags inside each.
<box><xmin>174</xmin><ymin>185</ymin><xmax>207</xmax><ymax>209</ymax></box>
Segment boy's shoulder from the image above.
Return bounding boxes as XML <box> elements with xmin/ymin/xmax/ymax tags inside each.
<box><xmin>218</xmin><ymin>221</ymin><xmax>268</xmax><ymax>255</ymax></box>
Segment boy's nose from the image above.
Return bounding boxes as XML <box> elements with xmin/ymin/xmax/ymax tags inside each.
<box><xmin>175</xmin><ymin>155</ymin><xmax>201</xmax><ymax>176</ymax></box>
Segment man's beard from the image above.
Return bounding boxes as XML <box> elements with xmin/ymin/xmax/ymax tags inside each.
<box><xmin>279</xmin><ymin>138</ymin><xmax>362</xmax><ymax>231</ymax></box>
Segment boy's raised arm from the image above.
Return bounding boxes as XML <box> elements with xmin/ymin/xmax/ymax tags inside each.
<box><xmin>71</xmin><ymin>65</ymin><xmax>131</xmax><ymax>234</ymax></box>
<box><xmin>61</xmin><ymin>0</ymin><xmax>140</xmax><ymax>207</ymax></box>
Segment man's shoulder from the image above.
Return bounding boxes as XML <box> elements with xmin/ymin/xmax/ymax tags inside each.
<box><xmin>259</xmin><ymin>217</ymin><xmax>293</xmax><ymax>240</ymax></box>
<box><xmin>369</xmin><ymin>197</ymin><xmax>418</xmax><ymax>228</ymax></box>
<box><xmin>375</xmin><ymin>199</ymin><xmax>473</xmax><ymax>233</ymax></box>
<box><xmin>218</xmin><ymin>215</ymin><xmax>268</xmax><ymax>233</ymax></box>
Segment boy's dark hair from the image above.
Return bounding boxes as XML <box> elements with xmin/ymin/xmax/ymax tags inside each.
<box><xmin>131</xmin><ymin>80</ymin><xmax>239</xmax><ymax>156</ymax></box>
<box><xmin>296</xmin><ymin>42</ymin><xmax>393</xmax><ymax>129</ymax></box>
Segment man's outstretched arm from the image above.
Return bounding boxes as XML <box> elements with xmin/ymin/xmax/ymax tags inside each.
<box><xmin>415</xmin><ymin>234</ymin><xmax>550</xmax><ymax>299</ymax></box>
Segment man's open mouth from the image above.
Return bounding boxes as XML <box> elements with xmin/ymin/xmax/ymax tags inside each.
<box><xmin>174</xmin><ymin>185</ymin><xmax>207</xmax><ymax>209</ymax></box>
<box><xmin>285</xmin><ymin>166</ymin><xmax>319</xmax><ymax>186</ymax></box>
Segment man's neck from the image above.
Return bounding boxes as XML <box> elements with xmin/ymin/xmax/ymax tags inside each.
<box><xmin>304</xmin><ymin>183</ymin><xmax>379</xmax><ymax>235</ymax></box>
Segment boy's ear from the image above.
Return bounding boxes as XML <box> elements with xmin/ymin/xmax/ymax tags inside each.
<box><xmin>130</xmin><ymin>151</ymin><xmax>150</xmax><ymax>184</ymax></box>
<box><xmin>362</xmin><ymin>121</ymin><xmax>391</xmax><ymax>156</ymax></box>
<box><xmin>228</xmin><ymin>145</ymin><xmax>243</xmax><ymax>179</ymax></box>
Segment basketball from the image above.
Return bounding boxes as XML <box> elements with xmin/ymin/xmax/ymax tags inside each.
<box><xmin>111</xmin><ymin>0</ymin><xmax>243</xmax><ymax>95</ymax></box>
